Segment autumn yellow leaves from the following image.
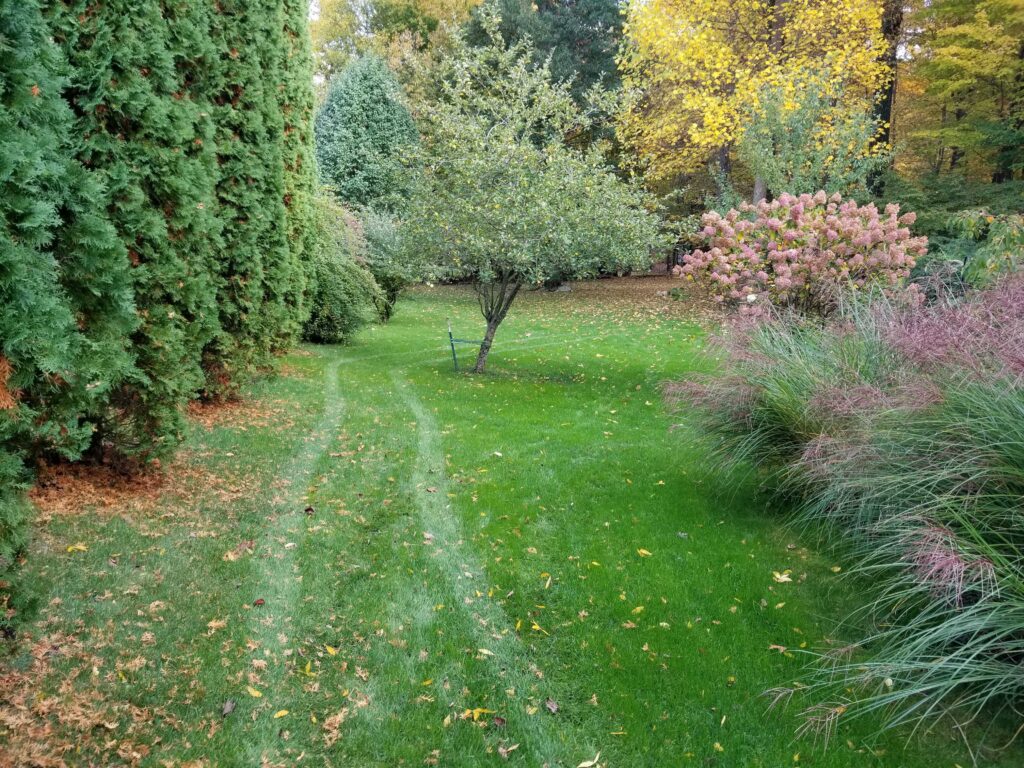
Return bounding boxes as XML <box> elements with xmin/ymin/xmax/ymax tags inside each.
<box><xmin>617</xmin><ymin>0</ymin><xmax>891</xmax><ymax>182</ymax></box>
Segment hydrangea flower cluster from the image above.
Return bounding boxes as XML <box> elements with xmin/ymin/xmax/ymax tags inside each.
<box><xmin>679</xmin><ymin>191</ymin><xmax>928</xmax><ymax>314</ymax></box>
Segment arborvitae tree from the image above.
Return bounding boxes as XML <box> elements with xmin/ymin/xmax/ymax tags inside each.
<box><xmin>204</xmin><ymin>0</ymin><xmax>308</xmax><ymax>391</ymax></box>
<box><xmin>52</xmin><ymin>0</ymin><xmax>223</xmax><ymax>458</ymax></box>
<box><xmin>315</xmin><ymin>55</ymin><xmax>419</xmax><ymax>208</ymax></box>
<box><xmin>1</xmin><ymin>0</ymin><xmax>135</xmax><ymax>628</ymax></box>
<box><xmin>276</xmin><ymin>0</ymin><xmax>320</xmax><ymax>348</ymax></box>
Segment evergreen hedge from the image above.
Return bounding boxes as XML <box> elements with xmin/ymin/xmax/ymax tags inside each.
<box><xmin>0</xmin><ymin>0</ymin><xmax>331</xmax><ymax>630</ymax></box>
<box><xmin>1</xmin><ymin>0</ymin><xmax>136</xmax><ymax>630</ymax></box>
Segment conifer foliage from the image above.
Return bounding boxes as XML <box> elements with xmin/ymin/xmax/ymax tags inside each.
<box><xmin>0</xmin><ymin>0</ymin><xmax>323</xmax><ymax>629</ymax></box>
<box><xmin>315</xmin><ymin>54</ymin><xmax>418</xmax><ymax>208</ymax></box>
<box><xmin>1</xmin><ymin>0</ymin><xmax>136</xmax><ymax>629</ymax></box>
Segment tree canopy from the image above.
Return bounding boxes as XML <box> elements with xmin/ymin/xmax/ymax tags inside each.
<box><xmin>618</xmin><ymin>0</ymin><xmax>890</xmax><ymax>197</ymax></box>
<box><xmin>401</xmin><ymin>9</ymin><xmax>667</xmax><ymax>371</ymax></box>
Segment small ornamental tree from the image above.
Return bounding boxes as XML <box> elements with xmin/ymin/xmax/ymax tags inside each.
<box><xmin>401</xmin><ymin>7</ymin><xmax>666</xmax><ymax>372</ymax></box>
<box><xmin>315</xmin><ymin>55</ymin><xmax>419</xmax><ymax>208</ymax></box>
<box><xmin>681</xmin><ymin>192</ymin><xmax>928</xmax><ymax>315</ymax></box>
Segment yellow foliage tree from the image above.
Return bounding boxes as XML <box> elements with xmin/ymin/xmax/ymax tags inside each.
<box><xmin>312</xmin><ymin>0</ymin><xmax>480</xmax><ymax>80</ymax></box>
<box><xmin>618</xmin><ymin>0</ymin><xmax>891</xmax><ymax>195</ymax></box>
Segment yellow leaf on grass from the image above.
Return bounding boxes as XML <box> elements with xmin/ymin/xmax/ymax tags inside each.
<box><xmin>325</xmin><ymin>645</ymin><xmax>338</xmax><ymax>656</ymax></box>
<box><xmin>273</xmin><ymin>710</ymin><xmax>288</xmax><ymax>719</ymax></box>
<box><xmin>772</xmin><ymin>571</ymin><xmax>793</xmax><ymax>583</ymax></box>
<box><xmin>66</xmin><ymin>543</ymin><xmax>88</xmax><ymax>553</ymax></box>
<box><xmin>637</xmin><ymin>548</ymin><xmax>652</xmax><ymax>557</ymax></box>
<box><xmin>246</xmin><ymin>686</ymin><xmax>262</xmax><ymax>698</ymax></box>
<box><xmin>631</xmin><ymin>606</ymin><xmax>644</xmax><ymax>615</ymax></box>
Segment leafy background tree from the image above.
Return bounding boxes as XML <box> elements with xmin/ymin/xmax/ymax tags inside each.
<box><xmin>734</xmin><ymin>72</ymin><xmax>889</xmax><ymax>201</ymax></box>
<box><xmin>315</xmin><ymin>54</ymin><xmax>419</xmax><ymax>207</ymax></box>
<box><xmin>303</xmin><ymin>194</ymin><xmax>385</xmax><ymax>343</ymax></box>
<box><xmin>618</xmin><ymin>0</ymin><xmax>890</xmax><ymax>201</ymax></box>
<box><xmin>401</xmin><ymin>9</ymin><xmax>667</xmax><ymax>372</ymax></box>
<box><xmin>895</xmin><ymin>0</ymin><xmax>1024</xmax><ymax>182</ymax></box>
<box><xmin>465</xmin><ymin>0</ymin><xmax>623</xmax><ymax>103</ymax></box>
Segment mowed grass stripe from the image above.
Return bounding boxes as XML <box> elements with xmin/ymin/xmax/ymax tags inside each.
<box><xmin>392</xmin><ymin>370</ymin><xmax>580</xmax><ymax>762</ymax></box>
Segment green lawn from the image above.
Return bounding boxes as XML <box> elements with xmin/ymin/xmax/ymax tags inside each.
<box><xmin>4</xmin><ymin>279</ymin><xmax>1020</xmax><ymax>767</ymax></box>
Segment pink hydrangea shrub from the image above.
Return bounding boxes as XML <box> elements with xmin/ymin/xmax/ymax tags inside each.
<box><xmin>679</xmin><ymin>191</ymin><xmax>928</xmax><ymax>314</ymax></box>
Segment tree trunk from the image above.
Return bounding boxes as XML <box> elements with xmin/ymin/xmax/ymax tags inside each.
<box><xmin>473</xmin><ymin>318</ymin><xmax>500</xmax><ymax>373</ymax></box>
<box><xmin>753</xmin><ymin>176</ymin><xmax>767</xmax><ymax>203</ymax></box>
<box><xmin>948</xmin><ymin>106</ymin><xmax>967</xmax><ymax>170</ymax></box>
<box><xmin>755</xmin><ymin>0</ymin><xmax>786</xmax><ymax>204</ymax></box>
<box><xmin>471</xmin><ymin>279</ymin><xmax>521</xmax><ymax>373</ymax></box>
<box><xmin>869</xmin><ymin>0</ymin><xmax>904</xmax><ymax>195</ymax></box>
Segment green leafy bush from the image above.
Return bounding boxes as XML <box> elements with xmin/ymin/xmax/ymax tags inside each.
<box><xmin>359</xmin><ymin>208</ymin><xmax>406</xmax><ymax>319</ymax></box>
<box><xmin>304</xmin><ymin>196</ymin><xmax>385</xmax><ymax>344</ymax></box>
<box><xmin>315</xmin><ymin>55</ymin><xmax>418</xmax><ymax>208</ymax></box>
<box><xmin>675</xmin><ymin>281</ymin><xmax>1024</xmax><ymax>746</ymax></box>
<box><xmin>737</xmin><ymin>72</ymin><xmax>889</xmax><ymax>200</ymax></box>
<box><xmin>952</xmin><ymin>210</ymin><xmax>1024</xmax><ymax>285</ymax></box>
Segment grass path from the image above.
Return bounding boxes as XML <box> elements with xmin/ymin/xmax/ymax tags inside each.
<box><xmin>4</xmin><ymin>279</ymin><xmax>1022</xmax><ymax>767</ymax></box>
<box><xmin>240</xmin><ymin>358</ymin><xmax>346</xmax><ymax>764</ymax></box>
<box><xmin>392</xmin><ymin>370</ymin><xmax>571</xmax><ymax>761</ymax></box>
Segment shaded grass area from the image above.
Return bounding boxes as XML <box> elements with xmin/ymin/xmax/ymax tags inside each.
<box><xmin>3</xmin><ymin>278</ymin><xmax>1020</xmax><ymax>766</ymax></box>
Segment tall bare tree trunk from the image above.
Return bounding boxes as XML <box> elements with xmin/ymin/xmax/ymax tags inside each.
<box><xmin>869</xmin><ymin>0</ymin><xmax>904</xmax><ymax>195</ymax></box>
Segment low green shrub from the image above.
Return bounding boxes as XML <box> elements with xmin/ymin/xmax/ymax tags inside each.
<box><xmin>359</xmin><ymin>208</ymin><xmax>406</xmax><ymax>320</ymax></box>
<box><xmin>303</xmin><ymin>196</ymin><xmax>384</xmax><ymax>344</ymax></box>
<box><xmin>675</xmin><ymin>279</ymin><xmax>1024</xmax><ymax>745</ymax></box>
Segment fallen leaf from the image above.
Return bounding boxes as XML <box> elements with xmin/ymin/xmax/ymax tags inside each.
<box><xmin>273</xmin><ymin>710</ymin><xmax>289</xmax><ymax>718</ymax></box>
<box><xmin>66</xmin><ymin>543</ymin><xmax>88</xmax><ymax>553</ymax></box>
<box><xmin>545</xmin><ymin>698</ymin><xmax>558</xmax><ymax>714</ymax></box>
<box><xmin>772</xmin><ymin>571</ymin><xmax>793</xmax><ymax>583</ymax></box>
<box><xmin>222</xmin><ymin>699</ymin><xmax>236</xmax><ymax>717</ymax></box>
<box><xmin>637</xmin><ymin>548</ymin><xmax>652</xmax><ymax>557</ymax></box>
<box><xmin>246</xmin><ymin>686</ymin><xmax>263</xmax><ymax>698</ymax></box>
<box><xmin>578</xmin><ymin>753</ymin><xmax>601</xmax><ymax>768</ymax></box>
<box><xmin>325</xmin><ymin>645</ymin><xmax>338</xmax><ymax>656</ymax></box>
<box><xmin>498</xmin><ymin>743</ymin><xmax>519</xmax><ymax>759</ymax></box>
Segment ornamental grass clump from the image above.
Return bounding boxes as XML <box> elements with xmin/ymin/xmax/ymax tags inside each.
<box><xmin>674</xmin><ymin>277</ymin><xmax>1024</xmax><ymax>746</ymax></box>
<box><xmin>681</xmin><ymin>191</ymin><xmax>928</xmax><ymax>315</ymax></box>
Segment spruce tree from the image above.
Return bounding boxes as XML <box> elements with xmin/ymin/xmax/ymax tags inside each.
<box><xmin>0</xmin><ymin>0</ymin><xmax>134</xmax><ymax>627</ymax></box>
<box><xmin>315</xmin><ymin>55</ymin><xmax>419</xmax><ymax>208</ymax></box>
